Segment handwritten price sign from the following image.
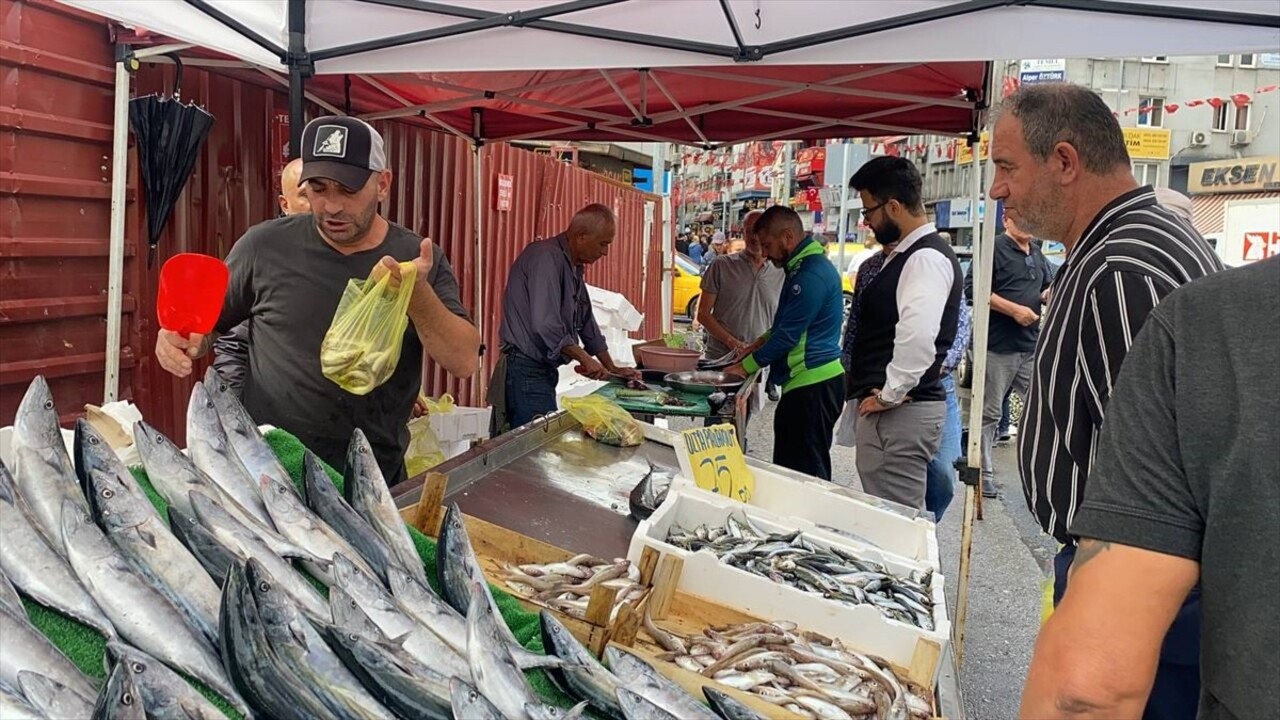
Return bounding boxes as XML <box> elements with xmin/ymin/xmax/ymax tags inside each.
<box><xmin>676</xmin><ymin>424</ymin><xmax>754</xmax><ymax>503</ymax></box>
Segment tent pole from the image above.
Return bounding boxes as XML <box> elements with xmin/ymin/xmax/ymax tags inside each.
<box><xmin>287</xmin><ymin>0</ymin><xmax>308</xmax><ymax>154</ymax></box>
<box><xmin>472</xmin><ymin>143</ymin><xmax>486</xmax><ymax>405</ymax></box>
<box><xmin>955</xmin><ymin>60</ymin><xmax>999</xmax><ymax>669</ymax></box>
<box><xmin>104</xmin><ymin>48</ymin><xmax>132</xmax><ymax>403</ymax></box>
<box><xmin>835</xmin><ymin>141</ymin><xmax>851</xmax><ymax>269</ymax></box>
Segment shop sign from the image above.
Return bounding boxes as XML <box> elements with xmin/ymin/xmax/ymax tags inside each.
<box><xmin>1188</xmin><ymin>156</ymin><xmax>1280</xmax><ymax>194</ymax></box>
<box><xmin>956</xmin><ymin>131</ymin><xmax>990</xmax><ymax>165</ymax></box>
<box><xmin>1122</xmin><ymin>127</ymin><xmax>1171</xmax><ymax>160</ymax></box>
<box><xmin>271</xmin><ymin>111</ymin><xmax>291</xmax><ymax>184</ymax></box>
<box><xmin>1019</xmin><ymin>58</ymin><xmax>1066</xmax><ymax>85</ymax></box>
<box><xmin>1243</xmin><ymin>231</ymin><xmax>1280</xmax><ymax>261</ymax></box>
<box><xmin>495</xmin><ymin>174</ymin><xmax>514</xmax><ymax>211</ymax></box>
<box><xmin>677</xmin><ymin>424</ymin><xmax>754</xmax><ymax>502</ymax></box>
<box><xmin>928</xmin><ymin>141</ymin><xmax>955</xmax><ymax>165</ymax></box>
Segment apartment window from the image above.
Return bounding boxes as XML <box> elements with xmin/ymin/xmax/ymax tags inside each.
<box><xmin>1212</xmin><ymin>103</ymin><xmax>1230</xmax><ymax>132</ymax></box>
<box><xmin>1133</xmin><ymin>162</ymin><xmax>1161</xmax><ymax>187</ymax></box>
<box><xmin>1239</xmin><ymin>54</ymin><xmax>1257</xmax><ymax>68</ymax></box>
<box><xmin>1138</xmin><ymin>96</ymin><xmax>1165</xmax><ymax>128</ymax></box>
<box><xmin>1217</xmin><ymin>54</ymin><xmax>1234</xmax><ymax>67</ymax></box>
<box><xmin>1235</xmin><ymin>103</ymin><xmax>1252</xmax><ymax>132</ymax></box>
<box><xmin>1141</xmin><ymin>55</ymin><xmax>1169</xmax><ymax>63</ymax></box>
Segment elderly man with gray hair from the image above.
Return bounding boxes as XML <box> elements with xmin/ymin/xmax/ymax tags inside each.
<box><xmin>489</xmin><ymin>203</ymin><xmax>640</xmax><ymax>434</ymax></box>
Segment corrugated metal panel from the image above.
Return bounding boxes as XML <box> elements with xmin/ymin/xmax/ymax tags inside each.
<box><xmin>0</xmin><ymin>0</ymin><xmax>140</xmax><ymax>425</ymax></box>
<box><xmin>1190</xmin><ymin>191</ymin><xmax>1278</xmax><ymax>235</ymax></box>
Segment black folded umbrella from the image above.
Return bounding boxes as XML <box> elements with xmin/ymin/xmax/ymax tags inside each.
<box><xmin>129</xmin><ymin>57</ymin><xmax>214</xmax><ymax>266</ymax></box>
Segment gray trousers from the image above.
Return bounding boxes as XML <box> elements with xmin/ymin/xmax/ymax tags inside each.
<box><xmin>981</xmin><ymin>350</ymin><xmax>1034</xmax><ymax>488</ymax></box>
<box><xmin>854</xmin><ymin>400</ymin><xmax>946</xmax><ymax>509</ymax></box>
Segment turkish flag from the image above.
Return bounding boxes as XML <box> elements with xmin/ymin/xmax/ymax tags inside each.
<box><xmin>1232</xmin><ymin>93</ymin><xmax>1252</xmax><ymax>108</ymax></box>
<box><xmin>1186</xmin><ymin>99</ymin><xmax>1206</xmax><ymax>108</ymax></box>
<box><xmin>1257</xmin><ymin>85</ymin><xmax>1279</xmax><ymax>94</ymax></box>
<box><xmin>1164</xmin><ymin>104</ymin><xmax>1180</xmax><ymax>114</ymax></box>
<box><xmin>1207</xmin><ymin>97</ymin><xmax>1225</xmax><ymax>109</ymax></box>
<box><xmin>1001</xmin><ymin>75</ymin><xmax>1021</xmax><ymax>99</ymax></box>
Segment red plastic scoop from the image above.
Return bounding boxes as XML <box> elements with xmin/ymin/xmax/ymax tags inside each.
<box><xmin>157</xmin><ymin>253</ymin><xmax>229</xmax><ymax>337</ymax></box>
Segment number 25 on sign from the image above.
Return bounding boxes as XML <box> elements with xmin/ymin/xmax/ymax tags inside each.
<box><xmin>677</xmin><ymin>424</ymin><xmax>754</xmax><ymax>502</ymax></box>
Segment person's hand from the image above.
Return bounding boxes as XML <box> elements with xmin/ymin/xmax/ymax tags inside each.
<box><xmin>723</xmin><ymin>363</ymin><xmax>746</xmax><ymax>379</ymax></box>
<box><xmin>858</xmin><ymin>389</ymin><xmax>894</xmax><ymax>416</ymax></box>
<box><xmin>412</xmin><ymin>395</ymin><xmax>429</xmax><ymax>418</ymax></box>
<box><xmin>156</xmin><ymin>330</ymin><xmax>205</xmax><ymax>378</ymax></box>
<box><xmin>609</xmin><ymin>366</ymin><xmax>642</xmax><ymax>381</ymax></box>
<box><xmin>1014</xmin><ymin>306</ymin><xmax>1040</xmax><ymax>327</ymax></box>
<box><xmin>379</xmin><ymin>237</ymin><xmax>435</xmax><ymax>293</ymax></box>
<box><xmin>576</xmin><ymin>357</ymin><xmax>610</xmax><ymax>381</ymax></box>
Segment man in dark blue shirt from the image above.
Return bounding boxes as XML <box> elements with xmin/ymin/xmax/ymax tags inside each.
<box><xmin>489</xmin><ymin>204</ymin><xmax>639</xmax><ymax>433</ymax></box>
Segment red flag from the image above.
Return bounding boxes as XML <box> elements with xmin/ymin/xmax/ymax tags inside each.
<box><xmin>1001</xmin><ymin>75</ymin><xmax>1021</xmax><ymax>99</ymax></box>
<box><xmin>1185</xmin><ymin>99</ymin><xmax>1206</xmax><ymax>108</ymax></box>
<box><xmin>1164</xmin><ymin>103</ymin><xmax>1180</xmax><ymax>114</ymax></box>
<box><xmin>1231</xmin><ymin>93</ymin><xmax>1252</xmax><ymax>108</ymax></box>
<box><xmin>1207</xmin><ymin>97</ymin><xmax>1225</xmax><ymax>109</ymax></box>
<box><xmin>1257</xmin><ymin>84</ymin><xmax>1279</xmax><ymax>94</ymax></box>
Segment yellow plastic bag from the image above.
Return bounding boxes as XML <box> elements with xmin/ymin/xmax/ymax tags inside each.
<box><xmin>1041</xmin><ymin>576</ymin><xmax>1056</xmax><ymax>625</ymax></box>
<box><xmin>562</xmin><ymin>395</ymin><xmax>644</xmax><ymax>447</ymax></box>
<box><xmin>321</xmin><ymin>261</ymin><xmax>417</xmax><ymax>395</ymax></box>
<box><xmin>405</xmin><ymin>415</ymin><xmax>446</xmax><ymax>477</ymax></box>
<box><xmin>422</xmin><ymin>393</ymin><xmax>456</xmax><ymax>415</ymax></box>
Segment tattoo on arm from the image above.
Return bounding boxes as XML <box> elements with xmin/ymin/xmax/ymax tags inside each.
<box><xmin>1069</xmin><ymin>539</ymin><xmax>1113</xmax><ymax>578</ymax></box>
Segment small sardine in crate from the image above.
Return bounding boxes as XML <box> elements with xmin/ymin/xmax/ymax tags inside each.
<box><xmin>627</xmin><ymin>489</ymin><xmax>949</xmax><ymax>689</ymax></box>
<box><xmin>671</xmin><ymin>462</ymin><xmax>940</xmax><ymax>570</ymax></box>
<box><xmin>401</xmin><ymin>474</ymin><xmax>648</xmax><ymax>655</ymax></box>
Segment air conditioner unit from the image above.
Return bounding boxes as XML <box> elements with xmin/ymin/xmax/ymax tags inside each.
<box><xmin>1189</xmin><ymin>131</ymin><xmax>1210</xmax><ymax>147</ymax></box>
<box><xmin>1231</xmin><ymin>130</ymin><xmax>1252</xmax><ymax>146</ymax></box>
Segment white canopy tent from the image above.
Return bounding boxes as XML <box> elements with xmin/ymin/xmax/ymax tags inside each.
<box><xmin>59</xmin><ymin>0</ymin><xmax>1279</xmax><ymax>694</ymax></box>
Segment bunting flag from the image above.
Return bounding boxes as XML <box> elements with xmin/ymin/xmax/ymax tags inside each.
<box><xmin>1232</xmin><ymin>92</ymin><xmax>1252</xmax><ymax>108</ymax></box>
<box><xmin>1164</xmin><ymin>103</ymin><xmax>1180</xmax><ymax>115</ymax></box>
<box><xmin>1001</xmin><ymin>75</ymin><xmax>1021</xmax><ymax>99</ymax></box>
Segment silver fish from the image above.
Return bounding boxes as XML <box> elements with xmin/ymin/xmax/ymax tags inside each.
<box><xmin>628</xmin><ymin>461</ymin><xmax>670</xmax><ymax>521</ymax></box>
<box><xmin>343</xmin><ymin>429</ymin><xmax>428</xmax><ymax>585</ymax></box>
<box><xmin>168</xmin><ymin>506</ymin><xmax>237</xmax><ymax>589</ymax></box>
<box><xmin>438</xmin><ymin>501</ymin><xmax>522</xmax><ymax>650</ymax></box>
<box><xmin>60</xmin><ymin>500</ymin><xmax>249</xmax><ymax>717</ymax></box>
<box><xmin>0</xmin><ymin>686</ymin><xmax>44</xmax><ymax>720</ymax></box>
<box><xmin>246</xmin><ymin>558</ymin><xmax>396</xmax><ymax>720</ymax></box>
<box><xmin>702</xmin><ymin>686</ymin><xmax>768</xmax><ymax>720</ymax></box>
<box><xmin>606</xmin><ymin>646</ymin><xmax>718</xmax><ymax>720</ymax></box>
<box><xmin>617</xmin><ymin>687</ymin><xmax>679</xmax><ymax>720</ymax></box>
<box><xmin>541</xmin><ymin>609</ymin><xmax>625</xmax><ymax>719</ymax></box>
<box><xmin>219</xmin><ymin>562</ymin><xmax>332</xmax><ymax>720</ymax></box>
<box><xmin>0</xmin><ymin>604</ymin><xmax>97</xmax><ymax>702</ymax></box>
<box><xmin>386</xmin><ymin>565</ymin><xmax>467</xmax><ymax>654</ymax></box>
<box><xmin>0</xmin><ymin>569</ymin><xmax>21</xmax><ymax>619</ymax></box>
<box><xmin>9</xmin><ymin>376</ymin><xmax>90</xmax><ymax>555</ymax></box>
<box><xmin>18</xmin><ymin>670</ymin><xmax>95</xmax><ymax>720</ymax></box>
<box><xmin>77</xmin><ymin>420</ymin><xmax>220</xmax><ymax>646</ymax></box>
<box><xmin>186</xmin><ymin>382</ymin><xmax>271</xmax><ymax>527</ymax></box>
<box><xmin>92</xmin><ymin>657</ymin><xmax>146</xmax><ymax>720</ymax></box>
<box><xmin>189</xmin><ymin>490</ymin><xmax>328</xmax><ymax>620</ymax></box>
<box><xmin>301</xmin><ymin>451</ymin><xmax>398</xmax><ymax>585</ymax></box>
<box><xmin>106</xmin><ymin>641</ymin><xmax>230</xmax><ymax>720</ymax></box>
<box><xmin>260</xmin><ymin>472</ymin><xmax>375</xmax><ymax>585</ymax></box>
<box><xmin>0</xmin><ymin>460</ymin><xmax>113</xmax><ymax>637</ymax></box>
<box><xmin>205</xmin><ymin>368</ymin><xmax>298</xmax><ymax>498</ymax></box>
<box><xmin>450</xmin><ymin>678</ymin><xmax>504</xmax><ymax>720</ymax></box>
<box><xmin>318</xmin><ymin>623</ymin><xmax>453</xmax><ymax>720</ymax></box>
<box><xmin>331</xmin><ymin>554</ymin><xmax>472</xmax><ymax>681</ymax></box>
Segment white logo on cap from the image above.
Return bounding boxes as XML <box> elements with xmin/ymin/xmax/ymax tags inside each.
<box><xmin>314</xmin><ymin>125</ymin><xmax>347</xmax><ymax>158</ymax></box>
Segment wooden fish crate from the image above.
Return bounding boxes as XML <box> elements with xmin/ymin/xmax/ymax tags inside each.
<box><xmin>401</xmin><ymin>473</ymin><xmax>649</xmax><ymax>655</ymax></box>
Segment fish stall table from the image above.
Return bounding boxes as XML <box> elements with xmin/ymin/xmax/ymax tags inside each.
<box><xmin>592</xmin><ymin>369</ymin><xmax>761</xmax><ymax>451</ymax></box>
<box><xmin>389</xmin><ymin>412</ymin><xmax>968</xmax><ymax>719</ymax></box>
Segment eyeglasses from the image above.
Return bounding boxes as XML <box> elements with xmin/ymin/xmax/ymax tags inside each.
<box><xmin>861</xmin><ymin>202</ymin><xmax>886</xmax><ymax>219</ymax></box>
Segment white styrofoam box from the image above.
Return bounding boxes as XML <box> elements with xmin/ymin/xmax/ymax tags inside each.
<box><xmin>670</xmin><ymin>464</ymin><xmax>939</xmax><ymax>570</ymax></box>
<box><xmin>628</xmin><ymin>489</ymin><xmax>949</xmax><ymax>682</ymax></box>
<box><xmin>588</xmin><ymin>284</ymin><xmax>644</xmax><ymax>331</ymax></box>
<box><xmin>427</xmin><ymin>406</ymin><xmax>491</xmax><ymax>444</ymax></box>
<box><xmin>603</xmin><ymin>327</ymin><xmax>635</xmax><ymax>365</ymax></box>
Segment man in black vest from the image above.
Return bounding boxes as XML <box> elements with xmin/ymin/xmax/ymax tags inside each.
<box><xmin>846</xmin><ymin>156</ymin><xmax>963</xmax><ymax>509</ymax></box>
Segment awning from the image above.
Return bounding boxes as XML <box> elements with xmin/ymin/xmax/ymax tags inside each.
<box><xmin>1190</xmin><ymin>191</ymin><xmax>1280</xmax><ymax>234</ymax></box>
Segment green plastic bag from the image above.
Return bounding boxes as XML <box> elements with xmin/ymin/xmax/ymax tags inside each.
<box><xmin>321</xmin><ymin>261</ymin><xmax>417</xmax><ymax>395</ymax></box>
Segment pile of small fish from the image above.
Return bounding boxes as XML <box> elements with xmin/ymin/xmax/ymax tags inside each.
<box><xmin>643</xmin><ymin>618</ymin><xmax>933</xmax><ymax>720</ymax></box>
<box><xmin>665</xmin><ymin>514</ymin><xmax>936</xmax><ymax>631</ymax></box>
<box><xmin>0</xmin><ymin>373</ymin><xmax>759</xmax><ymax>720</ymax></box>
<box><xmin>502</xmin><ymin>555</ymin><xmax>647</xmax><ymax>622</ymax></box>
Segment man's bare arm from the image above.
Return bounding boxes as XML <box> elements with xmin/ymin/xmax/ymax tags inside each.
<box><xmin>1020</xmin><ymin>539</ymin><xmax>1198</xmax><ymax>719</ymax></box>
<box><xmin>407</xmin><ymin>282</ymin><xmax>480</xmax><ymax>379</ymax></box>
<box><xmin>695</xmin><ymin>292</ymin><xmax>743</xmax><ymax>352</ymax></box>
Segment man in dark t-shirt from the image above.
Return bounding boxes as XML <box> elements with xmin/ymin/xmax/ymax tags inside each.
<box><xmin>1021</xmin><ymin>256</ymin><xmax>1278</xmax><ymax>718</ymax></box>
<box><xmin>155</xmin><ymin>116</ymin><xmax>479</xmax><ymax>486</ymax></box>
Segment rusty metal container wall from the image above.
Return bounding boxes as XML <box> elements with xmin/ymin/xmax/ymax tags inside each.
<box><xmin>0</xmin><ymin>0</ymin><xmax>139</xmax><ymax>425</ymax></box>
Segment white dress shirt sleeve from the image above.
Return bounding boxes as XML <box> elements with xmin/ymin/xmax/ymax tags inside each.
<box><xmin>882</xmin><ymin>248</ymin><xmax>955</xmax><ymax>404</ymax></box>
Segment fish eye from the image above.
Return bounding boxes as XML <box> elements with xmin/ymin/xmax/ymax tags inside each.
<box><xmin>102</xmin><ymin>488</ymin><xmax>114</xmax><ymax>499</ymax></box>
<box><xmin>131</xmin><ymin>661</ymin><xmax>145</xmax><ymax>673</ymax></box>
<box><xmin>257</xmin><ymin>581</ymin><xmax>271</xmax><ymax>593</ymax></box>
<box><xmin>88</xmin><ymin>435</ymin><xmax>100</xmax><ymax>445</ymax></box>
<box><xmin>122</xmin><ymin>691</ymin><xmax>136</xmax><ymax>705</ymax></box>
<box><xmin>43</xmin><ymin>400</ymin><xmax>54</xmax><ymax>410</ymax></box>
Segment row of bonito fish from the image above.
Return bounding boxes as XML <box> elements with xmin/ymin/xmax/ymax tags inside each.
<box><xmin>0</xmin><ymin>374</ymin><xmax>772</xmax><ymax>720</ymax></box>
<box><xmin>665</xmin><ymin>513</ymin><xmax>938</xmax><ymax>631</ymax></box>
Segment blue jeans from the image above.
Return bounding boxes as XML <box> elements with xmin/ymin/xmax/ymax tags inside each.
<box><xmin>1054</xmin><ymin>545</ymin><xmax>1201</xmax><ymax>720</ymax></box>
<box><xmin>504</xmin><ymin>351</ymin><xmax>559</xmax><ymax>429</ymax></box>
<box><xmin>925</xmin><ymin>374</ymin><xmax>962</xmax><ymax>520</ymax></box>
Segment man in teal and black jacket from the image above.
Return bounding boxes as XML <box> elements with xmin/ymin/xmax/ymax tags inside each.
<box><xmin>727</xmin><ymin>206</ymin><xmax>845</xmax><ymax>480</ymax></box>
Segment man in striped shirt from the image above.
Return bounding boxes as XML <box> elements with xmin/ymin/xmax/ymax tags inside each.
<box><xmin>991</xmin><ymin>83</ymin><xmax>1221</xmax><ymax>719</ymax></box>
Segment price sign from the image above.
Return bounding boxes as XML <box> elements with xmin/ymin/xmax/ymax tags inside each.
<box><xmin>676</xmin><ymin>424</ymin><xmax>754</xmax><ymax>502</ymax></box>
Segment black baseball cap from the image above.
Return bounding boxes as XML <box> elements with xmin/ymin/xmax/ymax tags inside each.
<box><xmin>299</xmin><ymin>115</ymin><xmax>387</xmax><ymax>191</ymax></box>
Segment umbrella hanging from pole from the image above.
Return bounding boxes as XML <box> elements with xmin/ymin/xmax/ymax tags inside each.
<box><xmin>129</xmin><ymin>55</ymin><xmax>214</xmax><ymax>267</ymax></box>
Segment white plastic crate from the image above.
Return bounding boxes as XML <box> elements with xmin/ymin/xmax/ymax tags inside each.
<box><xmin>627</xmin><ymin>489</ymin><xmax>949</xmax><ymax>685</ymax></box>
<box><xmin>427</xmin><ymin>406</ymin><xmax>491</xmax><ymax>445</ymax></box>
<box><xmin>670</xmin><ymin>464</ymin><xmax>940</xmax><ymax>569</ymax></box>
